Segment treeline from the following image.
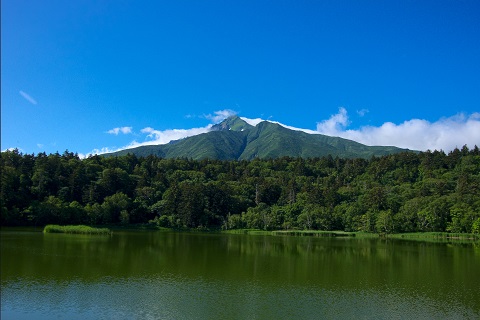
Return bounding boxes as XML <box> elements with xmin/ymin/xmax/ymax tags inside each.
<box><xmin>1</xmin><ymin>146</ymin><xmax>480</xmax><ymax>234</ymax></box>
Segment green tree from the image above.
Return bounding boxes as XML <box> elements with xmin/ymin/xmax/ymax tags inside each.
<box><xmin>298</xmin><ymin>204</ymin><xmax>319</xmax><ymax>230</ymax></box>
<box><xmin>447</xmin><ymin>202</ymin><xmax>478</xmax><ymax>233</ymax></box>
<box><xmin>472</xmin><ymin>218</ymin><xmax>480</xmax><ymax>234</ymax></box>
<box><xmin>177</xmin><ymin>182</ymin><xmax>205</xmax><ymax>228</ymax></box>
<box><xmin>101</xmin><ymin>192</ymin><xmax>131</xmax><ymax>224</ymax></box>
<box><xmin>376</xmin><ymin>210</ymin><xmax>394</xmax><ymax>234</ymax></box>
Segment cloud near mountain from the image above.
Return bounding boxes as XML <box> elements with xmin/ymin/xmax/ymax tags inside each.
<box><xmin>86</xmin><ymin>108</ymin><xmax>479</xmax><ymax>157</ymax></box>
<box><xmin>107</xmin><ymin>127</ymin><xmax>133</xmax><ymax>135</ymax></box>
<box><xmin>317</xmin><ymin>108</ymin><xmax>480</xmax><ymax>152</ymax></box>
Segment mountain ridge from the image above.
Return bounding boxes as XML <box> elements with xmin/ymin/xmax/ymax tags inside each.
<box><xmin>106</xmin><ymin>116</ymin><xmax>415</xmax><ymax>159</ymax></box>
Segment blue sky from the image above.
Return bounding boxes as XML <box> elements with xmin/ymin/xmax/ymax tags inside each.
<box><xmin>2</xmin><ymin>0</ymin><xmax>479</xmax><ymax>157</ymax></box>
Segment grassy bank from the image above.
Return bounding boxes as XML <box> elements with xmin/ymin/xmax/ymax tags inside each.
<box><xmin>221</xmin><ymin>229</ymin><xmax>375</xmax><ymax>238</ymax></box>
<box><xmin>222</xmin><ymin>229</ymin><xmax>479</xmax><ymax>241</ymax></box>
<box><xmin>386</xmin><ymin>232</ymin><xmax>479</xmax><ymax>241</ymax></box>
<box><xmin>221</xmin><ymin>229</ymin><xmax>272</xmax><ymax>235</ymax></box>
<box><xmin>43</xmin><ymin>224</ymin><xmax>112</xmax><ymax>235</ymax></box>
<box><xmin>39</xmin><ymin>224</ymin><xmax>479</xmax><ymax>242</ymax></box>
<box><xmin>272</xmin><ymin>230</ymin><xmax>358</xmax><ymax>237</ymax></box>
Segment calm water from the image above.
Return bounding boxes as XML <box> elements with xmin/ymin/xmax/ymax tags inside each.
<box><xmin>1</xmin><ymin>228</ymin><xmax>479</xmax><ymax>319</ymax></box>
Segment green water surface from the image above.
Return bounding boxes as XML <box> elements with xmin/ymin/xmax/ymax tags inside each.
<box><xmin>1</xmin><ymin>228</ymin><xmax>479</xmax><ymax>319</ymax></box>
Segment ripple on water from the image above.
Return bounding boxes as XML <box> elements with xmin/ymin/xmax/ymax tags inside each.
<box><xmin>2</xmin><ymin>274</ymin><xmax>479</xmax><ymax>320</ymax></box>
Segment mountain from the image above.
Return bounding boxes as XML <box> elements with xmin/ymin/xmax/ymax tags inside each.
<box><xmin>107</xmin><ymin>116</ymin><xmax>414</xmax><ymax>159</ymax></box>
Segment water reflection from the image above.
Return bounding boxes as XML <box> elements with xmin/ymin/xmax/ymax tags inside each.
<box><xmin>1</xmin><ymin>229</ymin><xmax>479</xmax><ymax>319</ymax></box>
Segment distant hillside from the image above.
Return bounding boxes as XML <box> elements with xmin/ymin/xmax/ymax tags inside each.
<box><xmin>107</xmin><ymin>116</ymin><xmax>414</xmax><ymax>159</ymax></box>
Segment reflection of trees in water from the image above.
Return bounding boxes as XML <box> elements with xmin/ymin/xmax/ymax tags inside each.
<box><xmin>2</xmin><ymin>232</ymin><xmax>478</xmax><ymax>290</ymax></box>
<box><xmin>2</xmin><ymin>230</ymin><xmax>480</xmax><ymax>313</ymax></box>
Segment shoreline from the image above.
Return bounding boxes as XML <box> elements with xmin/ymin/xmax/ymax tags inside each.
<box><xmin>3</xmin><ymin>225</ymin><xmax>478</xmax><ymax>242</ymax></box>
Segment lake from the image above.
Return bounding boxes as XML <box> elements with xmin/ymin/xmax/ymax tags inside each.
<box><xmin>1</xmin><ymin>228</ymin><xmax>479</xmax><ymax>319</ymax></box>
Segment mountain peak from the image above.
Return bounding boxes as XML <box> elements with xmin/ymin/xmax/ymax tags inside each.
<box><xmin>106</xmin><ymin>115</ymin><xmax>415</xmax><ymax>160</ymax></box>
<box><xmin>211</xmin><ymin>116</ymin><xmax>253</xmax><ymax>132</ymax></box>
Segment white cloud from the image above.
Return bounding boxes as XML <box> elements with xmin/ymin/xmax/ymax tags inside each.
<box><xmin>107</xmin><ymin>127</ymin><xmax>133</xmax><ymax>135</ymax></box>
<box><xmin>316</xmin><ymin>108</ymin><xmax>480</xmax><ymax>152</ymax></box>
<box><xmin>316</xmin><ymin>107</ymin><xmax>350</xmax><ymax>133</ymax></box>
<box><xmin>86</xmin><ymin>124</ymin><xmax>214</xmax><ymax>156</ymax></box>
<box><xmin>88</xmin><ymin>110</ymin><xmax>236</xmax><ymax>156</ymax></box>
<box><xmin>250</xmin><ymin>118</ymin><xmax>319</xmax><ymax>134</ymax></box>
<box><xmin>88</xmin><ymin>110</ymin><xmax>241</xmax><ymax>156</ymax></box>
<box><xmin>85</xmin><ymin>108</ymin><xmax>480</xmax><ymax>157</ymax></box>
<box><xmin>357</xmin><ymin>109</ymin><xmax>369</xmax><ymax>117</ymax></box>
<box><xmin>276</xmin><ymin>123</ymin><xmax>318</xmax><ymax>134</ymax></box>
<box><xmin>241</xmin><ymin>117</ymin><xmax>264</xmax><ymax>126</ymax></box>
<box><xmin>3</xmin><ymin>147</ymin><xmax>25</xmax><ymax>153</ymax></box>
<box><xmin>84</xmin><ymin>147</ymin><xmax>118</xmax><ymax>158</ymax></box>
<box><xmin>204</xmin><ymin>109</ymin><xmax>237</xmax><ymax>123</ymax></box>
<box><xmin>19</xmin><ymin>90</ymin><xmax>37</xmax><ymax>105</ymax></box>
<box><xmin>139</xmin><ymin>125</ymin><xmax>213</xmax><ymax>145</ymax></box>
<box><xmin>37</xmin><ymin>144</ymin><xmax>44</xmax><ymax>148</ymax></box>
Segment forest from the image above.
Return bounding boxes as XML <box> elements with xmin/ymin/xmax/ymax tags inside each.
<box><xmin>1</xmin><ymin>146</ymin><xmax>479</xmax><ymax>234</ymax></box>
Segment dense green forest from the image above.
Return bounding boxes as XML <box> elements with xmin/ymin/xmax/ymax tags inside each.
<box><xmin>1</xmin><ymin>146</ymin><xmax>480</xmax><ymax>234</ymax></box>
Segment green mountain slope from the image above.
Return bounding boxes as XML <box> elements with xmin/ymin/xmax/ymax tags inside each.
<box><xmin>107</xmin><ymin>116</ymin><xmax>414</xmax><ymax>159</ymax></box>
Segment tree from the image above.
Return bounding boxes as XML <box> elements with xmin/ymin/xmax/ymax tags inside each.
<box><xmin>2</xmin><ymin>147</ymin><xmax>480</xmax><ymax>232</ymax></box>
<box><xmin>35</xmin><ymin>196</ymin><xmax>66</xmax><ymax>225</ymax></box>
<box><xmin>101</xmin><ymin>192</ymin><xmax>131</xmax><ymax>224</ymax></box>
<box><xmin>447</xmin><ymin>202</ymin><xmax>477</xmax><ymax>233</ymax></box>
<box><xmin>359</xmin><ymin>210</ymin><xmax>377</xmax><ymax>233</ymax></box>
<box><xmin>376</xmin><ymin>210</ymin><xmax>394</xmax><ymax>234</ymax></box>
<box><xmin>177</xmin><ymin>182</ymin><xmax>205</xmax><ymax>228</ymax></box>
<box><xmin>298</xmin><ymin>204</ymin><xmax>319</xmax><ymax>230</ymax></box>
<box><xmin>472</xmin><ymin>218</ymin><xmax>480</xmax><ymax>234</ymax></box>
<box><xmin>242</xmin><ymin>203</ymin><xmax>271</xmax><ymax>230</ymax></box>
<box><xmin>226</xmin><ymin>213</ymin><xmax>243</xmax><ymax>230</ymax></box>
<box><xmin>97</xmin><ymin>168</ymin><xmax>133</xmax><ymax>199</ymax></box>
<box><xmin>416</xmin><ymin>196</ymin><xmax>451</xmax><ymax>232</ymax></box>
